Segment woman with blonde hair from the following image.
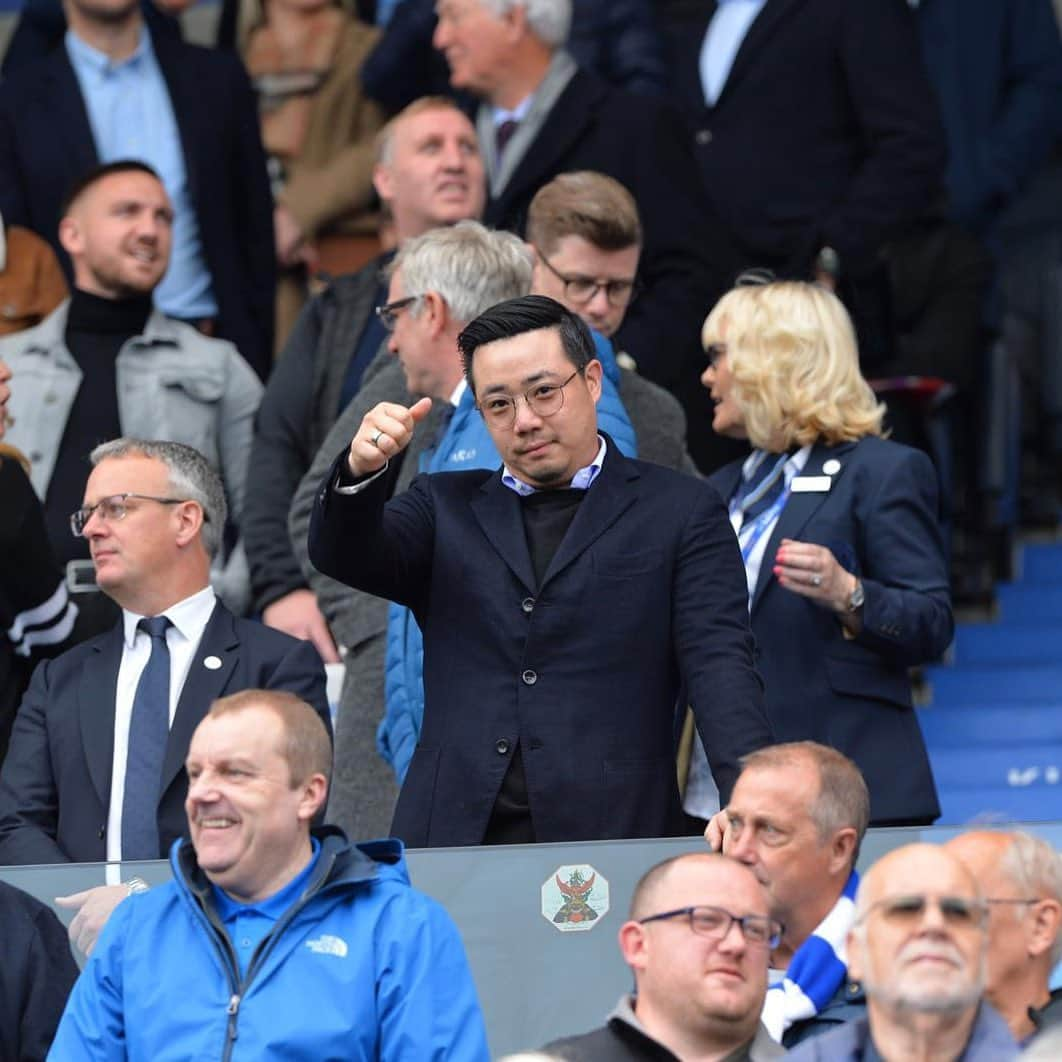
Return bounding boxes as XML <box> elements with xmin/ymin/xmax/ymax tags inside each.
<box><xmin>687</xmin><ymin>280</ymin><xmax>952</xmax><ymax>826</ymax></box>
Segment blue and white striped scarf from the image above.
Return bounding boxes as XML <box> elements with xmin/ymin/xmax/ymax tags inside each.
<box><xmin>761</xmin><ymin>869</ymin><xmax>860</xmax><ymax>1042</ymax></box>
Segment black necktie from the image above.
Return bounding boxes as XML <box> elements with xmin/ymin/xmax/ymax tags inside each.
<box><xmin>122</xmin><ymin>615</ymin><xmax>172</xmax><ymax>860</ymax></box>
<box><xmin>496</xmin><ymin>119</ymin><xmax>519</xmax><ymax>158</ymax></box>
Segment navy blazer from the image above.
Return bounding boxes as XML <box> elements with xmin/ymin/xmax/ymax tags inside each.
<box><xmin>0</xmin><ymin>602</ymin><xmax>329</xmax><ymax>866</ymax></box>
<box><xmin>0</xmin><ymin>32</ymin><xmax>275</xmax><ymax>378</ymax></box>
<box><xmin>662</xmin><ymin>0</ymin><xmax>946</xmax><ymax>277</ymax></box>
<box><xmin>709</xmin><ymin>437</ymin><xmax>953</xmax><ymax>823</ymax></box>
<box><xmin>309</xmin><ymin>439</ymin><xmax>771</xmax><ymax>847</ymax></box>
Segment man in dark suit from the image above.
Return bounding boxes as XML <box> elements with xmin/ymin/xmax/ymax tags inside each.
<box><xmin>0</xmin><ymin>0</ymin><xmax>275</xmax><ymax>377</ymax></box>
<box><xmin>309</xmin><ymin>295</ymin><xmax>771</xmax><ymax>847</ymax></box>
<box><xmin>661</xmin><ymin>0</ymin><xmax>946</xmax><ymax>378</ymax></box>
<box><xmin>432</xmin><ymin>0</ymin><xmax>744</xmax><ymax>472</ymax></box>
<box><xmin>0</xmin><ymin>438</ymin><xmax>328</xmax><ymax>953</ymax></box>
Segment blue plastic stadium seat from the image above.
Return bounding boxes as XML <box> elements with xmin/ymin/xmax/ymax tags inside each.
<box><xmin>929</xmin><ymin>746</ymin><xmax>1062</xmax><ymax>790</ymax></box>
<box><xmin>952</xmin><ymin>623</ymin><xmax>1062</xmax><ymax>666</ymax></box>
<box><xmin>918</xmin><ymin>706</ymin><xmax>1062</xmax><ymax>748</ymax></box>
<box><xmin>935</xmin><ymin>786</ymin><xmax>1062</xmax><ymax>825</ymax></box>
<box><xmin>1018</xmin><ymin>543</ymin><xmax>1062</xmax><ymax>584</ymax></box>
<box><xmin>927</xmin><ymin>666</ymin><xmax>1062</xmax><ymax>706</ymax></box>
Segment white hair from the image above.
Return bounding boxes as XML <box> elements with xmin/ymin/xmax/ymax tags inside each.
<box><xmin>393</xmin><ymin>220</ymin><xmax>532</xmax><ymax>325</ymax></box>
<box><xmin>480</xmin><ymin>0</ymin><xmax>571</xmax><ymax>47</ymax></box>
<box><xmin>1000</xmin><ymin>831</ymin><xmax>1062</xmax><ymax>967</ymax></box>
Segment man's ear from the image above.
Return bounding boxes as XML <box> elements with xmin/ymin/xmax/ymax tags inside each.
<box><xmin>422</xmin><ymin>291</ymin><xmax>448</xmax><ymax>338</ymax></box>
<box><xmin>173</xmin><ymin>500</ymin><xmax>206</xmax><ymax>549</ymax></box>
<box><xmin>58</xmin><ymin>215</ymin><xmax>83</xmax><ymax>258</ymax></box>
<box><xmin>828</xmin><ymin>828</ymin><xmax>858</xmax><ymax>878</ymax></box>
<box><xmin>372</xmin><ymin>163</ymin><xmax>393</xmax><ymax>205</ymax></box>
<box><xmin>618</xmin><ymin>919</ymin><xmax>649</xmax><ymax>973</ymax></box>
<box><xmin>1028</xmin><ymin>899</ymin><xmax>1062</xmax><ymax>960</ymax></box>
<box><xmin>584</xmin><ymin>358</ymin><xmax>603</xmax><ymax>402</ymax></box>
<box><xmin>297</xmin><ymin>773</ymin><xmax>329</xmax><ymax>823</ymax></box>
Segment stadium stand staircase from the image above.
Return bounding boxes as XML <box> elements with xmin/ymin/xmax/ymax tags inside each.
<box><xmin>921</xmin><ymin>541</ymin><xmax>1062</xmax><ymax>824</ymax></box>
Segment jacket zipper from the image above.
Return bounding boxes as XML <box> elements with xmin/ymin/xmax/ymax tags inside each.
<box><xmin>184</xmin><ymin>848</ymin><xmax>342</xmax><ymax>1061</ymax></box>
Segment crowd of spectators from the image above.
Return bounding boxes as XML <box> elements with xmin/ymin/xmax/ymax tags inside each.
<box><xmin>2</xmin><ymin>0</ymin><xmax>1062</xmax><ymax>1056</ymax></box>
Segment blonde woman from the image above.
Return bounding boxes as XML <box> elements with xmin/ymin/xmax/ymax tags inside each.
<box><xmin>692</xmin><ymin>281</ymin><xmax>952</xmax><ymax>826</ymax></box>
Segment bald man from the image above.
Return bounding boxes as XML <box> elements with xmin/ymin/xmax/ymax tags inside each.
<box><xmin>946</xmin><ymin>830</ymin><xmax>1062</xmax><ymax>1043</ymax></box>
<box><xmin>788</xmin><ymin>843</ymin><xmax>1017</xmax><ymax>1061</ymax></box>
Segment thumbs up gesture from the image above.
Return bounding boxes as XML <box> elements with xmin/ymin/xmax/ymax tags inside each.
<box><xmin>347</xmin><ymin>397</ymin><xmax>433</xmax><ymax>478</ymax></box>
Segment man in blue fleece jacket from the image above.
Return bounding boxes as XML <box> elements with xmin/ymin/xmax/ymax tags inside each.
<box><xmin>49</xmin><ymin>688</ymin><xmax>489</xmax><ymax>1061</ymax></box>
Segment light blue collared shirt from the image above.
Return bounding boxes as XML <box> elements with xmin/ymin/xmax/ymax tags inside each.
<box><xmin>502</xmin><ymin>435</ymin><xmax>607</xmax><ymax>497</ymax></box>
<box><xmin>699</xmin><ymin>0</ymin><xmax>767</xmax><ymax>106</ymax></box>
<box><xmin>490</xmin><ymin>94</ymin><xmax>535</xmax><ymax>131</ymax></box>
<box><xmin>65</xmin><ymin>28</ymin><xmax>218</xmax><ymax>320</ymax></box>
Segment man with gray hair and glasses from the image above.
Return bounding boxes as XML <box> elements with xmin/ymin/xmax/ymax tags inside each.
<box><xmin>0</xmin><ymin>438</ymin><xmax>329</xmax><ymax>956</ymax></box>
<box><xmin>945</xmin><ymin>829</ymin><xmax>1062</xmax><ymax>1043</ymax></box>
<box><xmin>788</xmin><ymin>843</ymin><xmax>1018</xmax><ymax>1061</ymax></box>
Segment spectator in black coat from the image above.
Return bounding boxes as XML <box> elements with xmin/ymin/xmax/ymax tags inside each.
<box><xmin>0</xmin><ymin>880</ymin><xmax>80</xmax><ymax>1061</ymax></box>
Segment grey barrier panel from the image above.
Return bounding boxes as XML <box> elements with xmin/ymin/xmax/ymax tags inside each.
<box><xmin>4</xmin><ymin>823</ymin><xmax>1062</xmax><ymax>1057</ymax></box>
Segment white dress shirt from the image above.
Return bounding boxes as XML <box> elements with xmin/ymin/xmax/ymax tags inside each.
<box><xmin>106</xmin><ymin>585</ymin><xmax>216</xmax><ymax>867</ymax></box>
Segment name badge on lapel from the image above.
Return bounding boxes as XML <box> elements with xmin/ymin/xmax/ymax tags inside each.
<box><xmin>790</xmin><ymin>475</ymin><xmax>832</xmax><ymax>493</ymax></box>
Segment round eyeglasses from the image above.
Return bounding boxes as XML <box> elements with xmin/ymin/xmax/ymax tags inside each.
<box><xmin>476</xmin><ymin>370</ymin><xmax>580</xmax><ymax>428</ymax></box>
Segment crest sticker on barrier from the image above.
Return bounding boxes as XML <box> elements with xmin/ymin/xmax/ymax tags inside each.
<box><xmin>541</xmin><ymin>864</ymin><xmax>610</xmax><ymax>932</ymax></box>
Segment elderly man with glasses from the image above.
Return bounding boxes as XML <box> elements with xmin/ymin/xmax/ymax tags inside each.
<box><xmin>788</xmin><ymin>843</ymin><xmax>1018</xmax><ymax>1061</ymax></box>
<box><xmin>945</xmin><ymin>830</ymin><xmax>1062</xmax><ymax>1044</ymax></box>
<box><xmin>309</xmin><ymin>293</ymin><xmax>771</xmax><ymax>848</ymax></box>
<box><xmin>0</xmin><ymin>437</ymin><xmax>329</xmax><ymax>958</ymax></box>
<box><xmin>543</xmin><ymin>853</ymin><xmax>783</xmax><ymax>1061</ymax></box>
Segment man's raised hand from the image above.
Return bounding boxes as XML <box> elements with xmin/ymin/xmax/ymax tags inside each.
<box><xmin>347</xmin><ymin>397</ymin><xmax>433</xmax><ymax>478</ymax></box>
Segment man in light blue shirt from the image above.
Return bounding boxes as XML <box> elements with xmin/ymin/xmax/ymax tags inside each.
<box><xmin>0</xmin><ymin>0</ymin><xmax>275</xmax><ymax>377</ymax></box>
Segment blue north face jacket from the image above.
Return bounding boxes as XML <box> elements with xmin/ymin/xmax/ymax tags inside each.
<box><xmin>379</xmin><ymin>334</ymin><xmax>637</xmax><ymax>781</ymax></box>
<box><xmin>49</xmin><ymin>830</ymin><xmax>490</xmax><ymax>1061</ymax></box>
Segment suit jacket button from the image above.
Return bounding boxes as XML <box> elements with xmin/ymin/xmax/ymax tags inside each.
<box><xmin>521</xmin><ymin>669</ymin><xmax>538</xmax><ymax>685</ymax></box>
<box><xmin>521</xmin><ymin>597</ymin><xmax>535</xmax><ymax>614</ymax></box>
<box><xmin>495</xmin><ymin>739</ymin><xmax>510</xmax><ymax>755</ymax></box>
<box><xmin>695</xmin><ymin>128</ymin><xmax>713</xmax><ymax>145</ymax></box>
<box><xmin>97</xmin><ymin>825</ymin><xmax>106</xmax><ymax>839</ymax></box>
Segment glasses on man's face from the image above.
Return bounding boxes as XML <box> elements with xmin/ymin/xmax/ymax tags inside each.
<box><xmin>70</xmin><ymin>493</ymin><xmax>188</xmax><ymax>537</ymax></box>
<box><xmin>375</xmin><ymin>294</ymin><xmax>423</xmax><ymax>332</ymax></box>
<box><xmin>538</xmin><ymin>251</ymin><xmax>639</xmax><ymax>307</ymax></box>
<box><xmin>985</xmin><ymin>897</ymin><xmax>1040</xmax><ymax>911</ymax></box>
<box><xmin>856</xmin><ymin>894</ymin><xmax>988</xmax><ymax>930</ymax></box>
<box><xmin>476</xmin><ymin>369</ymin><xmax>581</xmax><ymax>428</ymax></box>
<box><xmin>639</xmin><ymin>904</ymin><xmax>784</xmax><ymax>949</ymax></box>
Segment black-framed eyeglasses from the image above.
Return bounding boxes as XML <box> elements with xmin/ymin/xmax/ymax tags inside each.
<box><xmin>855</xmin><ymin>894</ymin><xmax>988</xmax><ymax>930</ymax></box>
<box><xmin>476</xmin><ymin>369</ymin><xmax>581</xmax><ymax>428</ymax></box>
<box><xmin>70</xmin><ymin>493</ymin><xmax>190</xmax><ymax>537</ymax></box>
<box><xmin>375</xmin><ymin>294</ymin><xmax>424</xmax><ymax>332</ymax></box>
<box><xmin>639</xmin><ymin>905</ymin><xmax>784</xmax><ymax>949</ymax></box>
<box><xmin>704</xmin><ymin>342</ymin><xmax>727</xmax><ymax>368</ymax></box>
<box><xmin>538</xmin><ymin>251</ymin><xmax>639</xmax><ymax>307</ymax></box>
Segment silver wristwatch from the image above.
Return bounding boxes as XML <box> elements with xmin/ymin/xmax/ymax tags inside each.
<box><xmin>847</xmin><ymin>579</ymin><xmax>865</xmax><ymax>612</ymax></box>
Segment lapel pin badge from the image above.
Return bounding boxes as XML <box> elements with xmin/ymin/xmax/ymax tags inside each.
<box><xmin>203</xmin><ymin>655</ymin><xmax>223</xmax><ymax>670</ymax></box>
<box><xmin>822</xmin><ymin>459</ymin><xmax>841</xmax><ymax>476</ymax></box>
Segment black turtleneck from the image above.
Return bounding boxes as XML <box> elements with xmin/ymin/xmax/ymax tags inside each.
<box><xmin>44</xmin><ymin>290</ymin><xmax>153</xmax><ymax>565</ymax></box>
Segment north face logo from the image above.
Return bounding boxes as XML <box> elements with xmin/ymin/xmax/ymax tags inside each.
<box><xmin>305</xmin><ymin>934</ymin><xmax>348</xmax><ymax>958</ymax></box>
